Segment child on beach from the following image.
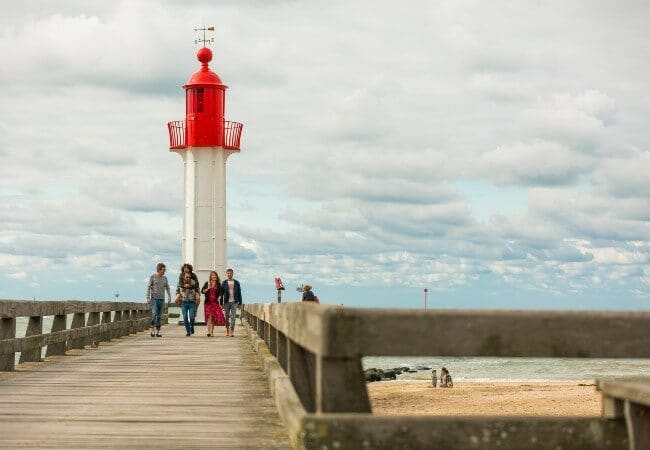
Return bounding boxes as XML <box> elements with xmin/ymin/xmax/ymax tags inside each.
<box><xmin>440</xmin><ymin>367</ymin><xmax>454</xmax><ymax>388</ymax></box>
<box><xmin>431</xmin><ymin>369</ymin><xmax>437</xmax><ymax>387</ymax></box>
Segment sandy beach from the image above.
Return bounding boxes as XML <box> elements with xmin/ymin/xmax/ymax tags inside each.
<box><xmin>367</xmin><ymin>381</ymin><xmax>601</xmax><ymax>416</ymax></box>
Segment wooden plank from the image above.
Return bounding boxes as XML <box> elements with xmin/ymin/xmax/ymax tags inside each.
<box><xmin>598</xmin><ymin>378</ymin><xmax>650</xmax><ymax>407</ymax></box>
<box><xmin>300</xmin><ymin>414</ymin><xmax>628</xmax><ymax>450</ymax></box>
<box><xmin>0</xmin><ymin>300</ymin><xmax>148</xmax><ymax>319</ymax></box>
<box><xmin>19</xmin><ymin>316</ymin><xmax>42</xmax><ymax>363</ymax></box>
<box><xmin>0</xmin><ymin>319</ymin><xmax>150</xmax><ymax>355</ymax></box>
<box><xmin>252</xmin><ymin>304</ymin><xmax>650</xmax><ymax>359</ymax></box>
<box><xmin>625</xmin><ymin>401</ymin><xmax>650</xmax><ymax>450</ymax></box>
<box><xmin>0</xmin><ymin>324</ymin><xmax>291</xmax><ymax>449</ymax></box>
<box><xmin>0</xmin><ymin>317</ymin><xmax>15</xmax><ymax>371</ymax></box>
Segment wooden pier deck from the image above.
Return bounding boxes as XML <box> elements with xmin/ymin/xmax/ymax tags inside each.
<box><xmin>0</xmin><ymin>324</ymin><xmax>291</xmax><ymax>449</ymax></box>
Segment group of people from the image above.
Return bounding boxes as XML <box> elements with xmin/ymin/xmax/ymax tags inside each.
<box><xmin>431</xmin><ymin>367</ymin><xmax>453</xmax><ymax>388</ymax></box>
<box><xmin>146</xmin><ymin>262</ymin><xmax>243</xmax><ymax>338</ymax></box>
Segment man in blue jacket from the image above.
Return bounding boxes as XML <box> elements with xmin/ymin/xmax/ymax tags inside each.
<box><xmin>221</xmin><ymin>268</ymin><xmax>242</xmax><ymax>336</ymax></box>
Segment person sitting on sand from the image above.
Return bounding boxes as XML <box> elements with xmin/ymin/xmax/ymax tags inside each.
<box><xmin>431</xmin><ymin>369</ymin><xmax>437</xmax><ymax>387</ymax></box>
<box><xmin>440</xmin><ymin>367</ymin><xmax>453</xmax><ymax>388</ymax></box>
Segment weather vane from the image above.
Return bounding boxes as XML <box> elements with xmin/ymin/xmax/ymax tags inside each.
<box><xmin>194</xmin><ymin>21</ymin><xmax>215</xmax><ymax>46</ymax></box>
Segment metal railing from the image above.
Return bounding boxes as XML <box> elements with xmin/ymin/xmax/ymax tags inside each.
<box><xmin>167</xmin><ymin>120</ymin><xmax>186</xmax><ymax>149</ymax></box>
<box><xmin>223</xmin><ymin>120</ymin><xmax>243</xmax><ymax>150</ymax></box>
<box><xmin>244</xmin><ymin>303</ymin><xmax>650</xmax><ymax>450</ymax></box>
<box><xmin>166</xmin><ymin>120</ymin><xmax>243</xmax><ymax>150</ymax></box>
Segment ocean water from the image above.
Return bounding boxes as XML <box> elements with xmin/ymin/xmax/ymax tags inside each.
<box><xmin>10</xmin><ymin>318</ymin><xmax>650</xmax><ymax>381</ymax></box>
<box><xmin>362</xmin><ymin>356</ymin><xmax>650</xmax><ymax>382</ymax></box>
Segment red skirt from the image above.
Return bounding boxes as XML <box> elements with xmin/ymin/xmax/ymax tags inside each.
<box><xmin>205</xmin><ymin>302</ymin><xmax>226</xmax><ymax>326</ymax></box>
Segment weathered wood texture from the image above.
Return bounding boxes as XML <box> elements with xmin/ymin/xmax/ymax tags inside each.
<box><xmin>245</xmin><ymin>303</ymin><xmax>648</xmax><ymax>450</ymax></box>
<box><xmin>0</xmin><ymin>300</ymin><xmax>148</xmax><ymax>318</ymax></box>
<box><xmin>300</xmin><ymin>415</ymin><xmax>628</xmax><ymax>450</ymax></box>
<box><xmin>598</xmin><ymin>378</ymin><xmax>650</xmax><ymax>450</ymax></box>
<box><xmin>0</xmin><ymin>325</ymin><xmax>291</xmax><ymax>449</ymax></box>
<box><xmin>248</xmin><ymin>303</ymin><xmax>650</xmax><ymax>359</ymax></box>
<box><xmin>0</xmin><ymin>300</ymin><xmax>150</xmax><ymax>371</ymax></box>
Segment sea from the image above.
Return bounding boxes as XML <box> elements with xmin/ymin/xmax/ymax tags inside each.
<box><xmin>11</xmin><ymin>317</ymin><xmax>650</xmax><ymax>381</ymax></box>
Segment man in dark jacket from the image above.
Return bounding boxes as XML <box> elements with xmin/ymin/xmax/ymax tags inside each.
<box><xmin>221</xmin><ymin>268</ymin><xmax>242</xmax><ymax>336</ymax></box>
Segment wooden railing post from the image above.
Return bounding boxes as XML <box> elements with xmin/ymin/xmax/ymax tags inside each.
<box><xmin>68</xmin><ymin>312</ymin><xmax>86</xmax><ymax>350</ymax></box>
<box><xmin>0</xmin><ymin>317</ymin><xmax>16</xmax><ymax>371</ymax></box>
<box><xmin>100</xmin><ymin>311</ymin><xmax>112</xmax><ymax>342</ymax></box>
<box><xmin>277</xmin><ymin>331</ymin><xmax>288</xmax><ymax>371</ymax></box>
<box><xmin>315</xmin><ymin>356</ymin><xmax>370</xmax><ymax>413</ymax></box>
<box><xmin>139</xmin><ymin>307</ymin><xmax>148</xmax><ymax>331</ymax></box>
<box><xmin>625</xmin><ymin>401</ymin><xmax>650</xmax><ymax>450</ymax></box>
<box><xmin>287</xmin><ymin>339</ymin><xmax>316</xmax><ymax>413</ymax></box>
<box><xmin>86</xmin><ymin>311</ymin><xmax>100</xmax><ymax>347</ymax></box>
<box><xmin>19</xmin><ymin>316</ymin><xmax>43</xmax><ymax>363</ymax></box>
<box><xmin>121</xmin><ymin>310</ymin><xmax>131</xmax><ymax>336</ymax></box>
<box><xmin>46</xmin><ymin>314</ymin><xmax>67</xmax><ymax>356</ymax></box>
<box><xmin>112</xmin><ymin>310</ymin><xmax>122</xmax><ymax>339</ymax></box>
<box><xmin>129</xmin><ymin>309</ymin><xmax>137</xmax><ymax>334</ymax></box>
<box><xmin>269</xmin><ymin>325</ymin><xmax>277</xmax><ymax>357</ymax></box>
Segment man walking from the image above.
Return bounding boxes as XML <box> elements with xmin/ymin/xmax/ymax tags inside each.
<box><xmin>221</xmin><ymin>268</ymin><xmax>242</xmax><ymax>337</ymax></box>
<box><xmin>146</xmin><ymin>263</ymin><xmax>172</xmax><ymax>337</ymax></box>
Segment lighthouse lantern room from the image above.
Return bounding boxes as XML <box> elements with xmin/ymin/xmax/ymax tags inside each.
<box><xmin>167</xmin><ymin>31</ymin><xmax>243</xmax><ymax>296</ymax></box>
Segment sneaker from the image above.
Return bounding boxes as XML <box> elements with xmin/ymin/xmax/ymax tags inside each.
<box><xmin>230</xmin><ymin>332</ymin><xmax>235</xmax><ymax>337</ymax></box>
<box><xmin>156</xmin><ymin>333</ymin><xmax>162</xmax><ymax>338</ymax></box>
<box><xmin>185</xmin><ymin>333</ymin><xmax>191</xmax><ymax>337</ymax></box>
<box><xmin>207</xmin><ymin>333</ymin><xmax>211</xmax><ymax>337</ymax></box>
<box><xmin>150</xmin><ymin>331</ymin><xmax>155</xmax><ymax>337</ymax></box>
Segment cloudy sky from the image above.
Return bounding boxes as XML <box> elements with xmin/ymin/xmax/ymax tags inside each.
<box><xmin>0</xmin><ymin>1</ymin><xmax>648</xmax><ymax>308</ymax></box>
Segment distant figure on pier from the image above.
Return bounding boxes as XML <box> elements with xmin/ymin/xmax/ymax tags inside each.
<box><xmin>221</xmin><ymin>268</ymin><xmax>242</xmax><ymax>337</ymax></box>
<box><xmin>201</xmin><ymin>271</ymin><xmax>225</xmax><ymax>337</ymax></box>
<box><xmin>431</xmin><ymin>369</ymin><xmax>437</xmax><ymax>387</ymax></box>
<box><xmin>146</xmin><ymin>262</ymin><xmax>171</xmax><ymax>338</ymax></box>
<box><xmin>176</xmin><ymin>271</ymin><xmax>200</xmax><ymax>337</ymax></box>
<box><xmin>301</xmin><ymin>285</ymin><xmax>319</xmax><ymax>303</ymax></box>
<box><xmin>440</xmin><ymin>367</ymin><xmax>453</xmax><ymax>388</ymax></box>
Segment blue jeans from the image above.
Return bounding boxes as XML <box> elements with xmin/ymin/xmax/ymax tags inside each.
<box><xmin>150</xmin><ymin>298</ymin><xmax>165</xmax><ymax>329</ymax></box>
<box><xmin>224</xmin><ymin>302</ymin><xmax>237</xmax><ymax>332</ymax></box>
<box><xmin>181</xmin><ymin>301</ymin><xmax>196</xmax><ymax>335</ymax></box>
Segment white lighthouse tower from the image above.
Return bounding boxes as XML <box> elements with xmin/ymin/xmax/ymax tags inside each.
<box><xmin>167</xmin><ymin>35</ymin><xmax>243</xmax><ymax>308</ymax></box>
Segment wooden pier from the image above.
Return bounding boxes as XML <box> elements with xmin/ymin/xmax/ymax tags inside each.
<box><xmin>0</xmin><ymin>302</ymin><xmax>290</xmax><ymax>449</ymax></box>
<box><xmin>2</xmin><ymin>299</ymin><xmax>650</xmax><ymax>449</ymax></box>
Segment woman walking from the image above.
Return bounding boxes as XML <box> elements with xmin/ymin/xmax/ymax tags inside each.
<box><xmin>201</xmin><ymin>271</ymin><xmax>226</xmax><ymax>337</ymax></box>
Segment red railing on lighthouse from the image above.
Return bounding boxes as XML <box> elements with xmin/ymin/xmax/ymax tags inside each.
<box><xmin>167</xmin><ymin>120</ymin><xmax>243</xmax><ymax>150</ymax></box>
<box><xmin>223</xmin><ymin>121</ymin><xmax>243</xmax><ymax>150</ymax></box>
<box><xmin>167</xmin><ymin>121</ymin><xmax>186</xmax><ymax>150</ymax></box>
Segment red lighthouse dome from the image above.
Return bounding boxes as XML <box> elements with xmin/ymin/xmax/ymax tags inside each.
<box><xmin>167</xmin><ymin>47</ymin><xmax>242</xmax><ymax>150</ymax></box>
<box><xmin>186</xmin><ymin>47</ymin><xmax>224</xmax><ymax>86</ymax></box>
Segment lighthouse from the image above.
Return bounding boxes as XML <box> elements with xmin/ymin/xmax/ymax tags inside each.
<box><xmin>167</xmin><ymin>36</ymin><xmax>243</xmax><ymax>301</ymax></box>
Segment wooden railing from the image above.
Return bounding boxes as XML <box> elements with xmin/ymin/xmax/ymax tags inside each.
<box><xmin>244</xmin><ymin>303</ymin><xmax>650</xmax><ymax>450</ymax></box>
<box><xmin>0</xmin><ymin>300</ymin><xmax>151</xmax><ymax>371</ymax></box>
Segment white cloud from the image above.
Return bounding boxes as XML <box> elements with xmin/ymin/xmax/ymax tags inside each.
<box><xmin>7</xmin><ymin>271</ymin><xmax>27</xmax><ymax>280</ymax></box>
<box><xmin>0</xmin><ymin>0</ymin><xmax>648</xmax><ymax>306</ymax></box>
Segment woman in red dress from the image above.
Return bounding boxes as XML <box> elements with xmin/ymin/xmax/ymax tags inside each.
<box><xmin>201</xmin><ymin>271</ymin><xmax>226</xmax><ymax>337</ymax></box>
